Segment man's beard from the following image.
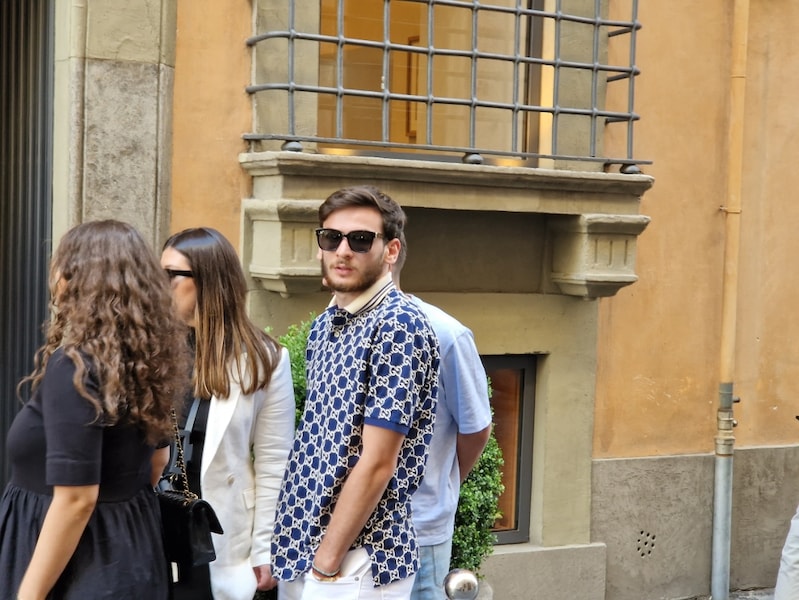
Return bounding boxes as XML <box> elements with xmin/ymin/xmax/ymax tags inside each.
<box><xmin>322</xmin><ymin>256</ymin><xmax>384</xmax><ymax>295</ymax></box>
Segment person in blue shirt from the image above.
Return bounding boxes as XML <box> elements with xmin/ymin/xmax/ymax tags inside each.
<box><xmin>272</xmin><ymin>185</ymin><xmax>439</xmax><ymax>600</ymax></box>
<box><xmin>392</xmin><ymin>232</ymin><xmax>492</xmax><ymax>600</ymax></box>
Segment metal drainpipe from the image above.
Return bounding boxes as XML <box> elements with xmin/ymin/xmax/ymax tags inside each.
<box><xmin>711</xmin><ymin>0</ymin><xmax>749</xmax><ymax>598</ymax></box>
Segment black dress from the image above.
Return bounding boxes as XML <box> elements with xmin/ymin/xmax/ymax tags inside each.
<box><xmin>0</xmin><ymin>348</ymin><xmax>168</xmax><ymax>599</ymax></box>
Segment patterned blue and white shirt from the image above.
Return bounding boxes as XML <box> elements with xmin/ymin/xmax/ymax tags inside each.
<box><xmin>271</xmin><ymin>274</ymin><xmax>439</xmax><ymax>586</ymax></box>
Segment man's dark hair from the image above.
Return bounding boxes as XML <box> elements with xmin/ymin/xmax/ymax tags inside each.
<box><xmin>319</xmin><ymin>185</ymin><xmax>407</xmax><ymax>241</ymax></box>
<box><xmin>395</xmin><ymin>230</ymin><xmax>407</xmax><ymax>273</ymax></box>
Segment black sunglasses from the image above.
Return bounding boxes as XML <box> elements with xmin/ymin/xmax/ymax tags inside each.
<box><xmin>164</xmin><ymin>268</ymin><xmax>193</xmax><ymax>279</ymax></box>
<box><xmin>315</xmin><ymin>228</ymin><xmax>385</xmax><ymax>253</ymax></box>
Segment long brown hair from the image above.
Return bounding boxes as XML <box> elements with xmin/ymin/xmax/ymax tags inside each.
<box><xmin>162</xmin><ymin>227</ymin><xmax>281</xmax><ymax>398</ymax></box>
<box><xmin>20</xmin><ymin>220</ymin><xmax>191</xmax><ymax>444</ymax></box>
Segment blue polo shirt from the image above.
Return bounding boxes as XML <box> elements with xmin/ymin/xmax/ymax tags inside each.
<box><xmin>271</xmin><ymin>275</ymin><xmax>439</xmax><ymax>586</ymax></box>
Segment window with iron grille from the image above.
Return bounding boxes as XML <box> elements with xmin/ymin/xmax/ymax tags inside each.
<box><xmin>247</xmin><ymin>0</ymin><xmax>645</xmax><ymax>170</ymax></box>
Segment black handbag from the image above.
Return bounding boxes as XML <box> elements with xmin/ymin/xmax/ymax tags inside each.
<box><xmin>156</xmin><ymin>400</ymin><xmax>223</xmax><ymax>567</ymax></box>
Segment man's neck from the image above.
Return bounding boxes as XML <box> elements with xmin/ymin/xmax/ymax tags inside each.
<box><xmin>333</xmin><ymin>273</ymin><xmax>393</xmax><ymax>314</ymax></box>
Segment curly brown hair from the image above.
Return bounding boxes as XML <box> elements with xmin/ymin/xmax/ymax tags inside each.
<box><xmin>20</xmin><ymin>220</ymin><xmax>191</xmax><ymax>444</ymax></box>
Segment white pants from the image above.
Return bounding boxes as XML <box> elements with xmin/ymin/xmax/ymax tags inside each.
<box><xmin>775</xmin><ymin>503</ymin><xmax>799</xmax><ymax>600</ymax></box>
<box><xmin>279</xmin><ymin>548</ymin><xmax>415</xmax><ymax>600</ymax></box>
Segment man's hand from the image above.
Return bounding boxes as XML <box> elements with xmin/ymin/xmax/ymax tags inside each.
<box><xmin>253</xmin><ymin>564</ymin><xmax>278</xmax><ymax>591</ymax></box>
<box><xmin>312</xmin><ymin>424</ymin><xmax>405</xmax><ymax>574</ymax></box>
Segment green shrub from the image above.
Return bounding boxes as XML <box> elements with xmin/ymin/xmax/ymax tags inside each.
<box><xmin>451</xmin><ymin>414</ymin><xmax>504</xmax><ymax>574</ymax></box>
<box><xmin>274</xmin><ymin>314</ymin><xmax>504</xmax><ymax>577</ymax></box>
<box><xmin>278</xmin><ymin>315</ymin><xmax>314</xmax><ymax>425</ymax></box>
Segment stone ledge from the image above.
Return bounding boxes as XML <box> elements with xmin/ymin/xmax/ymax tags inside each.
<box><xmin>480</xmin><ymin>543</ymin><xmax>607</xmax><ymax>600</ymax></box>
<box><xmin>240</xmin><ymin>153</ymin><xmax>653</xmax><ymax>298</ymax></box>
<box><xmin>240</xmin><ymin>150</ymin><xmax>653</xmax><ymax>193</ymax></box>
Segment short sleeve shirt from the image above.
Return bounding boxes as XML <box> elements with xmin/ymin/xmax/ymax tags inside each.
<box><xmin>271</xmin><ymin>277</ymin><xmax>439</xmax><ymax>586</ymax></box>
<box><xmin>408</xmin><ymin>298</ymin><xmax>492</xmax><ymax>545</ymax></box>
<box><xmin>7</xmin><ymin>348</ymin><xmax>154</xmax><ymax>500</ymax></box>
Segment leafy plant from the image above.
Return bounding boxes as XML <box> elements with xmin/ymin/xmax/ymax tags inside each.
<box><xmin>273</xmin><ymin>314</ymin><xmax>504</xmax><ymax>577</ymax></box>
<box><xmin>451</xmin><ymin>411</ymin><xmax>504</xmax><ymax>574</ymax></box>
<box><xmin>277</xmin><ymin>315</ymin><xmax>315</xmax><ymax>425</ymax></box>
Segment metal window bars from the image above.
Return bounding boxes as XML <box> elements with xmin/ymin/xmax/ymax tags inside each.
<box><xmin>245</xmin><ymin>0</ymin><xmax>647</xmax><ymax>172</ymax></box>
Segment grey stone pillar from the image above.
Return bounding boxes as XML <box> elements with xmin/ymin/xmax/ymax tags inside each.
<box><xmin>53</xmin><ymin>0</ymin><xmax>176</xmax><ymax>247</ymax></box>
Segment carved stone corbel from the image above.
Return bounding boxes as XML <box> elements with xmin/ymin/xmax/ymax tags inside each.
<box><xmin>549</xmin><ymin>213</ymin><xmax>651</xmax><ymax>298</ymax></box>
<box><xmin>243</xmin><ymin>198</ymin><xmax>322</xmax><ymax>297</ymax></box>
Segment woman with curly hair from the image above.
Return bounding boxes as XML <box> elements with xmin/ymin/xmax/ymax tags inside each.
<box><xmin>160</xmin><ymin>227</ymin><xmax>295</xmax><ymax>600</ymax></box>
<box><xmin>0</xmin><ymin>220</ymin><xmax>191</xmax><ymax>600</ymax></box>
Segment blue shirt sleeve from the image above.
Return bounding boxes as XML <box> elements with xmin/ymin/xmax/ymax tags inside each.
<box><xmin>440</xmin><ymin>328</ymin><xmax>492</xmax><ymax>434</ymax></box>
<box><xmin>363</xmin><ymin>311</ymin><xmax>433</xmax><ymax>435</ymax></box>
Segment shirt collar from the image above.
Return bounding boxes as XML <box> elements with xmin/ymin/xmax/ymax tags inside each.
<box><xmin>328</xmin><ymin>273</ymin><xmax>395</xmax><ymax>316</ymax></box>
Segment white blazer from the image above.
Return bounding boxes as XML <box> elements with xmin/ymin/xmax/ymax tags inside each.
<box><xmin>200</xmin><ymin>346</ymin><xmax>295</xmax><ymax>600</ymax></box>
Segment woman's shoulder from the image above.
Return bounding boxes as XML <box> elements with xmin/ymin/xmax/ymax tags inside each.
<box><xmin>38</xmin><ymin>348</ymin><xmax>76</xmax><ymax>390</ymax></box>
<box><xmin>228</xmin><ymin>339</ymin><xmax>287</xmax><ymax>389</ymax></box>
<box><xmin>38</xmin><ymin>348</ymin><xmax>101</xmax><ymax>411</ymax></box>
<box><xmin>233</xmin><ymin>336</ymin><xmax>285</xmax><ymax>362</ymax></box>
<box><xmin>45</xmin><ymin>346</ymin><xmax>90</xmax><ymax>379</ymax></box>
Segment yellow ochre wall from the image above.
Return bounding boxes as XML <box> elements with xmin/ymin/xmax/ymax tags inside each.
<box><xmin>595</xmin><ymin>0</ymin><xmax>799</xmax><ymax>458</ymax></box>
<box><xmin>169</xmin><ymin>1</ymin><xmax>799</xmax><ymax>460</ymax></box>
<box><xmin>170</xmin><ymin>0</ymin><xmax>252</xmax><ymax>248</ymax></box>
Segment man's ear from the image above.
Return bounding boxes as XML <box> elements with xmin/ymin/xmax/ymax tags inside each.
<box><xmin>384</xmin><ymin>237</ymin><xmax>401</xmax><ymax>265</ymax></box>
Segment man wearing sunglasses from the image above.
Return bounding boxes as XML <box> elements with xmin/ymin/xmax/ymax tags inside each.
<box><xmin>272</xmin><ymin>185</ymin><xmax>440</xmax><ymax>600</ymax></box>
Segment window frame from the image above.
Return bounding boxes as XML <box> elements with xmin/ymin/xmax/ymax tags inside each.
<box><xmin>482</xmin><ymin>353</ymin><xmax>537</xmax><ymax>545</ymax></box>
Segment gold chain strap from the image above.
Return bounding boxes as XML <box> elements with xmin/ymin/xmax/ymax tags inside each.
<box><xmin>169</xmin><ymin>409</ymin><xmax>199</xmax><ymax>501</ymax></box>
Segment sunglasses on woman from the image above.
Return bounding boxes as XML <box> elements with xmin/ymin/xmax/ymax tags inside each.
<box><xmin>164</xmin><ymin>268</ymin><xmax>193</xmax><ymax>279</ymax></box>
<box><xmin>315</xmin><ymin>228</ymin><xmax>385</xmax><ymax>253</ymax></box>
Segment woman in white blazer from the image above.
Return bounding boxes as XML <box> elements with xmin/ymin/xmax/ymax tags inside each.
<box><xmin>159</xmin><ymin>227</ymin><xmax>295</xmax><ymax>600</ymax></box>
